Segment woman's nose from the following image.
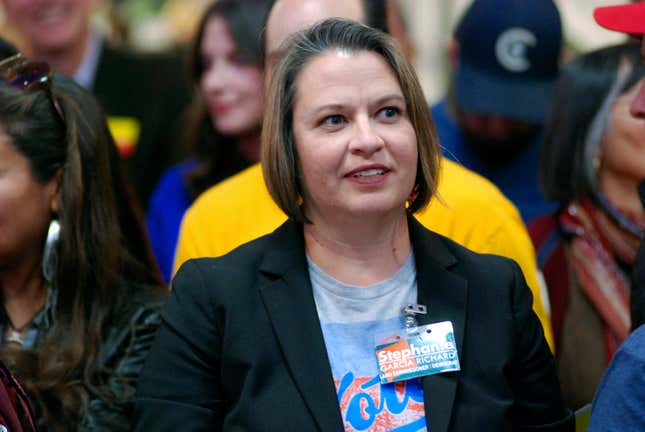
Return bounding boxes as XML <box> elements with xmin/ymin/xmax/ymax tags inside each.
<box><xmin>349</xmin><ymin>117</ymin><xmax>384</xmax><ymax>156</ymax></box>
<box><xmin>202</xmin><ymin>63</ymin><xmax>228</xmax><ymax>93</ymax></box>
<box><xmin>630</xmin><ymin>81</ymin><xmax>645</xmax><ymax>119</ymax></box>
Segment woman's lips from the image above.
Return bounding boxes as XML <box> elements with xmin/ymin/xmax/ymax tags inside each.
<box><xmin>210</xmin><ymin>103</ymin><xmax>233</xmax><ymax>115</ymax></box>
<box><xmin>345</xmin><ymin>165</ymin><xmax>390</xmax><ymax>184</ymax></box>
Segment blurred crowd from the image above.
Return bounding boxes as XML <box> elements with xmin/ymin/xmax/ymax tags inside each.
<box><xmin>0</xmin><ymin>0</ymin><xmax>644</xmax><ymax>431</ymax></box>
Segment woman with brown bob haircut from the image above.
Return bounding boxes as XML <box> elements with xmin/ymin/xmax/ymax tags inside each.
<box><xmin>135</xmin><ymin>19</ymin><xmax>572</xmax><ymax>431</ymax></box>
<box><xmin>262</xmin><ymin>15</ymin><xmax>439</xmax><ymax>220</ymax></box>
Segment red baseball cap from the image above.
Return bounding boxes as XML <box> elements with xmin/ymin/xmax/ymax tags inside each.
<box><xmin>594</xmin><ymin>3</ymin><xmax>645</xmax><ymax>35</ymax></box>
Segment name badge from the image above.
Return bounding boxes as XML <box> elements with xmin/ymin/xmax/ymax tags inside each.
<box><xmin>374</xmin><ymin>321</ymin><xmax>460</xmax><ymax>384</ymax></box>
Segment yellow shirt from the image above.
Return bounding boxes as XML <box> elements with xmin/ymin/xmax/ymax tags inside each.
<box><xmin>175</xmin><ymin>159</ymin><xmax>554</xmax><ymax>350</ymax></box>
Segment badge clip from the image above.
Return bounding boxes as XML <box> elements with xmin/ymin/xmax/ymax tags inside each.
<box><xmin>402</xmin><ymin>303</ymin><xmax>427</xmax><ymax>332</ymax></box>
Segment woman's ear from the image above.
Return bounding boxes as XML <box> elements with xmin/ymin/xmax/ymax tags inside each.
<box><xmin>48</xmin><ymin>169</ymin><xmax>64</xmax><ymax>214</ymax></box>
<box><xmin>591</xmin><ymin>154</ymin><xmax>602</xmax><ymax>175</ymax></box>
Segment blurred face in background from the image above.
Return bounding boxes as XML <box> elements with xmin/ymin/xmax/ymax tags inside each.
<box><xmin>264</xmin><ymin>0</ymin><xmax>364</xmax><ymax>75</ymax></box>
<box><xmin>200</xmin><ymin>15</ymin><xmax>264</xmax><ymax>138</ymax></box>
<box><xmin>1</xmin><ymin>0</ymin><xmax>92</xmax><ymax>53</ymax></box>
<box><xmin>457</xmin><ymin>110</ymin><xmax>539</xmax><ymax>166</ymax></box>
<box><xmin>600</xmin><ymin>78</ymin><xmax>645</xmax><ymax>197</ymax></box>
<box><xmin>0</xmin><ymin>126</ymin><xmax>57</xmax><ymax>270</ymax></box>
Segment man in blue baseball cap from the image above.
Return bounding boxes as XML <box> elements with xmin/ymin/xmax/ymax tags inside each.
<box><xmin>587</xmin><ymin>3</ymin><xmax>645</xmax><ymax>431</ymax></box>
<box><xmin>431</xmin><ymin>0</ymin><xmax>562</xmax><ymax>224</ymax></box>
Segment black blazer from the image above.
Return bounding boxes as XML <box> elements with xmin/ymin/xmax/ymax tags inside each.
<box><xmin>134</xmin><ymin>217</ymin><xmax>573</xmax><ymax>431</ymax></box>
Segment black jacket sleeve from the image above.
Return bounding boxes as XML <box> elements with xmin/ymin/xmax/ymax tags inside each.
<box><xmin>631</xmin><ymin>182</ymin><xmax>645</xmax><ymax>330</ymax></box>
<box><xmin>507</xmin><ymin>261</ymin><xmax>574</xmax><ymax>431</ymax></box>
<box><xmin>631</xmin><ymin>241</ymin><xmax>645</xmax><ymax>330</ymax></box>
<box><xmin>133</xmin><ymin>260</ymin><xmax>225</xmax><ymax>431</ymax></box>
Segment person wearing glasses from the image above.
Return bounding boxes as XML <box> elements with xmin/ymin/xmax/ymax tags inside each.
<box><xmin>134</xmin><ymin>19</ymin><xmax>572</xmax><ymax>431</ymax></box>
<box><xmin>0</xmin><ymin>54</ymin><xmax>166</xmax><ymax>431</ymax></box>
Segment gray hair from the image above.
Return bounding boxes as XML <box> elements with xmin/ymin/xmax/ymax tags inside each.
<box><xmin>582</xmin><ymin>57</ymin><xmax>632</xmax><ymax>195</ymax></box>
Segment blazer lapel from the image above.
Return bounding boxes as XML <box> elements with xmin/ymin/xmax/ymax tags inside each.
<box><xmin>258</xmin><ymin>220</ymin><xmax>344</xmax><ymax>431</ymax></box>
<box><xmin>409</xmin><ymin>217</ymin><xmax>468</xmax><ymax>432</ymax></box>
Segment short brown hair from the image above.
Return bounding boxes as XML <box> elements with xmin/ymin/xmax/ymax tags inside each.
<box><xmin>262</xmin><ymin>18</ymin><xmax>440</xmax><ymax>222</ymax></box>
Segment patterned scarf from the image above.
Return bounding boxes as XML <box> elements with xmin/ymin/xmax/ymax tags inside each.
<box><xmin>559</xmin><ymin>199</ymin><xmax>644</xmax><ymax>361</ymax></box>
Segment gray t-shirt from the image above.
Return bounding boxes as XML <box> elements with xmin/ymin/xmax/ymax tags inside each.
<box><xmin>308</xmin><ymin>253</ymin><xmax>428</xmax><ymax>432</ymax></box>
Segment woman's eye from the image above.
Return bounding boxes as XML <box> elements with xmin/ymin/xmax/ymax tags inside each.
<box><xmin>201</xmin><ymin>57</ymin><xmax>212</xmax><ymax>71</ymax></box>
<box><xmin>230</xmin><ymin>54</ymin><xmax>250</xmax><ymax>66</ymax></box>
<box><xmin>378</xmin><ymin>106</ymin><xmax>400</xmax><ymax>120</ymax></box>
<box><xmin>322</xmin><ymin>115</ymin><xmax>344</xmax><ymax>127</ymax></box>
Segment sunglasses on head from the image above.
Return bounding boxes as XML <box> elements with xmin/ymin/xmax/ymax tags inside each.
<box><xmin>0</xmin><ymin>53</ymin><xmax>64</xmax><ymax>121</ymax></box>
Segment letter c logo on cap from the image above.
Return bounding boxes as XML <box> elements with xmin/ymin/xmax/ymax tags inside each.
<box><xmin>495</xmin><ymin>28</ymin><xmax>537</xmax><ymax>73</ymax></box>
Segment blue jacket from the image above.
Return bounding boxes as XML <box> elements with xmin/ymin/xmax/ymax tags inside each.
<box><xmin>147</xmin><ymin>160</ymin><xmax>197</xmax><ymax>282</ymax></box>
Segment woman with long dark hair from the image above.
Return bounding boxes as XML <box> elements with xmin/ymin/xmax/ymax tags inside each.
<box><xmin>0</xmin><ymin>54</ymin><xmax>166</xmax><ymax>431</ymax></box>
<box><xmin>147</xmin><ymin>0</ymin><xmax>274</xmax><ymax>282</ymax></box>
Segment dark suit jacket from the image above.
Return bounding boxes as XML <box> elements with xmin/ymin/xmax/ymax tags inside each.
<box><xmin>632</xmin><ymin>182</ymin><xmax>645</xmax><ymax>330</ymax></box>
<box><xmin>632</xmin><ymin>240</ymin><xmax>645</xmax><ymax>330</ymax></box>
<box><xmin>93</xmin><ymin>44</ymin><xmax>190</xmax><ymax>210</ymax></box>
<box><xmin>134</xmin><ymin>217</ymin><xmax>573</xmax><ymax>431</ymax></box>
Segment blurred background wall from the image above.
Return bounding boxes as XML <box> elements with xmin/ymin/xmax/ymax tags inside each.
<box><xmin>0</xmin><ymin>0</ymin><xmax>629</xmax><ymax>103</ymax></box>
<box><xmin>400</xmin><ymin>0</ymin><xmax>627</xmax><ymax>103</ymax></box>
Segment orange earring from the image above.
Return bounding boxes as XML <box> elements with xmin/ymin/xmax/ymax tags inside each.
<box><xmin>407</xmin><ymin>184</ymin><xmax>419</xmax><ymax>206</ymax></box>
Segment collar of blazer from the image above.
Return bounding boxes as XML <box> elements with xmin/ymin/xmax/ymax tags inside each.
<box><xmin>257</xmin><ymin>215</ymin><xmax>467</xmax><ymax>432</ymax></box>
